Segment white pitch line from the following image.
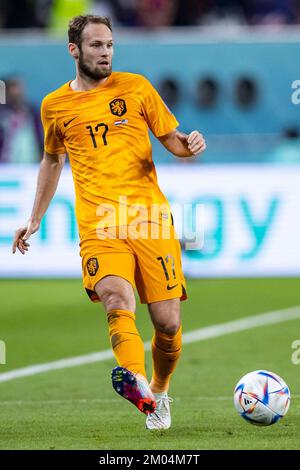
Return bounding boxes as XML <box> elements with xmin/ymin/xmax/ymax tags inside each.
<box><xmin>0</xmin><ymin>305</ymin><xmax>300</xmax><ymax>384</ymax></box>
<box><xmin>2</xmin><ymin>395</ymin><xmax>300</xmax><ymax>406</ymax></box>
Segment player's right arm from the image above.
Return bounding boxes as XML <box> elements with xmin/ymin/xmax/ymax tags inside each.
<box><xmin>12</xmin><ymin>151</ymin><xmax>66</xmax><ymax>254</ymax></box>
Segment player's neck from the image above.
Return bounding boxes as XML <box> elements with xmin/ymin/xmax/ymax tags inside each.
<box><xmin>71</xmin><ymin>74</ymin><xmax>110</xmax><ymax>92</ymax></box>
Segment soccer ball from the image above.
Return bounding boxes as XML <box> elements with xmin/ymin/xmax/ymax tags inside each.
<box><xmin>234</xmin><ymin>370</ymin><xmax>290</xmax><ymax>426</ymax></box>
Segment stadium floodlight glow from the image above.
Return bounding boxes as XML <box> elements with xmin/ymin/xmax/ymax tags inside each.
<box><xmin>0</xmin><ymin>80</ymin><xmax>6</xmax><ymax>104</ymax></box>
<box><xmin>0</xmin><ymin>340</ymin><xmax>6</xmax><ymax>365</ymax></box>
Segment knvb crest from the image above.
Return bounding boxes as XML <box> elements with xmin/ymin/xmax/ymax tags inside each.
<box><xmin>87</xmin><ymin>257</ymin><xmax>99</xmax><ymax>276</ymax></box>
<box><xmin>109</xmin><ymin>98</ymin><xmax>127</xmax><ymax>117</ymax></box>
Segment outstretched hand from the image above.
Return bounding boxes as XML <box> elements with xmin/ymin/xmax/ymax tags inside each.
<box><xmin>12</xmin><ymin>220</ymin><xmax>40</xmax><ymax>255</ymax></box>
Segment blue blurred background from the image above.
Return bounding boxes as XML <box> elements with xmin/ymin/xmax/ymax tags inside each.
<box><xmin>1</xmin><ymin>0</ymin><xmax>300</xmax><ymax>277</ymax></box>
<box><xmin>1</xmin><ymin>0</ymin><xmax>300</xmax><ymax>164</ymax></box>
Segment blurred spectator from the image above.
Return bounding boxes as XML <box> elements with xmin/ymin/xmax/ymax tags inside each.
<box><xmin>35</xmin><ymin>0</ymin><xmax>54</xmax><ymax>28</ymax></box>
<box><xmin>173</xmin><ymin>0</ymin><xmax>206</xmax><ymax>26</ymax></box>
<box><xmin>135</xmin><ymin>0</ymin><xmax>178</xmax><ymax>27</ymax></box>
<box><xmin>1</xmin><ymin>0</ymin><xmax>52</xmax><ymax>29</ymax></box>
<box><xmin>0</xmin><ymin>77</ymin><xmax>43</xmax><ymax>163</ymax></box>
<box><xmin>110</xmin><ymin>0</ymin><xmax>138</xmax><ymax>26</ymax></box>
<box><xmin>92</xmin><ymin>0</ymin><xmax>116</xmax><ymax>21</ymax></box>
<box><xmin>48</xmin><ymin>0</ymin><xmax>93</xmax><ymax>33</ymax></box>
<box><xmin>1</xmin><ymin>0</ymin><xmax>37</xmax><ymax>28</ymax></box>
<box><xmin>174</xmin><ymin>0</ymin><xmax>244</xmax><ymax>26</ymax></box>
<box><xmin>0</xmin><ymin>0</ymin><xmax>300</xmax><ymax>30</ymax></box>
<box><xmin>240</xmin><ymin>0</ymin><xmax>296</xmax><ymax>26</ymax></box>
<box><xmin>110</xmin><ymin>0</ymin><xmax>178</xmax><ymax>27</ymax></box>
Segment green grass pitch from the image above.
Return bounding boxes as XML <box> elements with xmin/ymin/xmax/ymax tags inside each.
<box><xmin>0</xmin><ymin>278</ymin><xmax>300</xmax><ymax>450</ymax></box>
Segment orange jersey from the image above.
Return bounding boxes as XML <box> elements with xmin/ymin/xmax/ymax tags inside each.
<box><xmin>41</xmin><ymin>72</ymin><xmax>179</xmax><ymax>239</ymax></box>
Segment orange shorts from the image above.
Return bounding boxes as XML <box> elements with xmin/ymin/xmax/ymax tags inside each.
<box><xmin>80</xmin><ymin>222</ymin><xmax>187</xmax><ymax>304</ymax></box>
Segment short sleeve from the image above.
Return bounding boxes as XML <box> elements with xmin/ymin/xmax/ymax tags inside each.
<box><xmin>140</xmin><ymin>78</ymin><xmax>179</xmax><ymax>137</ymax></box>
<box><xmin>41</xmin><ymin>97</ymin><xmax>66</xmax><ymax>154</ymax></box>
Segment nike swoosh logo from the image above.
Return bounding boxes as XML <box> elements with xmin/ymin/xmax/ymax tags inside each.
<box><xmin>63</xmin><ymin>116</ymin><xmax>78</xmax><ymax>127</ymax></box>
<box><xmin>167</xmin><ymin>283</ymin><xmax>178</xmax><ymax>290</ymax></box>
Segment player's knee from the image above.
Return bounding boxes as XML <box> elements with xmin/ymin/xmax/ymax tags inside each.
<box><xmin>156</xmin><ymin>319</ymin><xmax>181</xmax><ymax>336</ymax></box>
<box><xmin>101</xmin><ymin>289</ymin><xmax>135</xmax><ymax>312</ymax></box>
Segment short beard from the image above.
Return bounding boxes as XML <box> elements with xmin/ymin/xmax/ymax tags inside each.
<box><xmin>78</xmin><ymin>52</ymin><xmax>112</xmax><ymax>81</ymax></box>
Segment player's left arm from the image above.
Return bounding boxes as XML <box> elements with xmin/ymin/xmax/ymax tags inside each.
<box><xmin>158</xmin><ymin>129</ymin><xmax>206</xmax><ymax>158</ymax></box>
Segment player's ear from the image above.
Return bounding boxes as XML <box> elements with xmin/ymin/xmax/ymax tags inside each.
<box><xmin>68</xmin><ymin>43</ymin><xmax>80</xmax><ymax>60</ymax></box>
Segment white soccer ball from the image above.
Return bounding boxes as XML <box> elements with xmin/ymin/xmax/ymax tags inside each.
<box><xmin>234</xmin><ymin>370</ymin><xmax>290</xmax><ymax>426</ymax></box>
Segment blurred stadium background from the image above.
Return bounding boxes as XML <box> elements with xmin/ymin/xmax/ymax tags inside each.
<box><xmin>1</xmin><ymin>0</ymin><xmax>300</xmax><ymax>450</ymax></box>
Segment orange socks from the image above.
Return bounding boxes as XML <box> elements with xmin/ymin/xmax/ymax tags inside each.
<box><xmin>150</xmin><ymin>325</ymin><xmax>182</xmax><ymax>393</ymax></box>
<box><xmin>107</xmin><ymin>309</ymin><xmax>146</xmax><ymax>378</ymax></box>
<box><xmin>107</xmin><ymin>309</ymin><xmax>182</xmax><ymax>391</ymax></box>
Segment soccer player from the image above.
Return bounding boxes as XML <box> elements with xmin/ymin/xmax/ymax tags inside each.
<box><xmin>12</xmin><ymin>15</ymin><xmax>206</xmax><ymax>430</ymax></box>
